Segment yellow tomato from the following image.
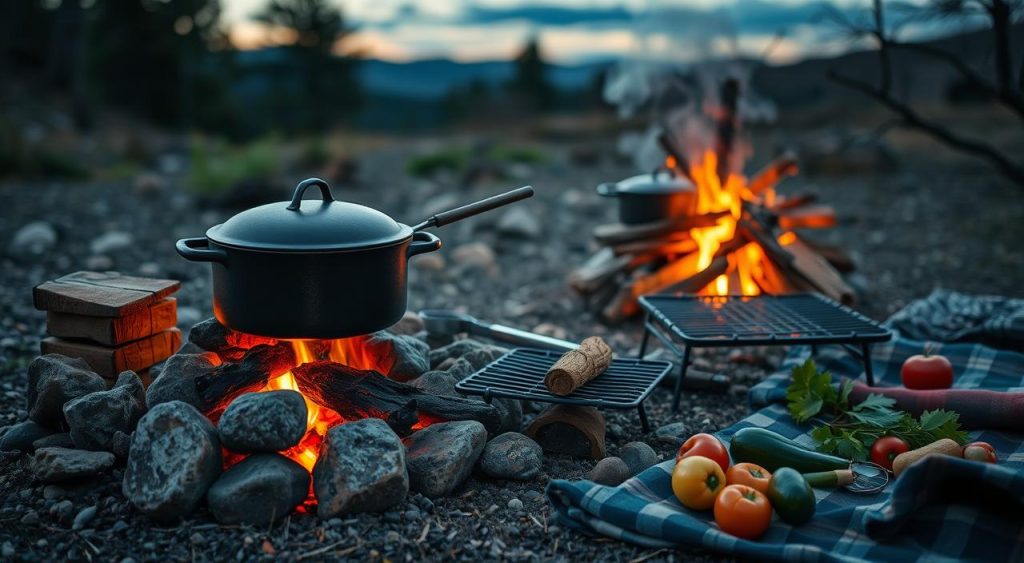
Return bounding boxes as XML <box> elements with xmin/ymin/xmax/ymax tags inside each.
<box><xmin>672</xmin><ymin>455</ymin><xmax>726</xmax><ymax>510</ymax></box>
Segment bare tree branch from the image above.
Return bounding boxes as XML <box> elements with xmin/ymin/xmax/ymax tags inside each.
<box><xmin>829</xmin><ymin>70</ymin><xmax>1024</xmax><ymax>185</ymax></box>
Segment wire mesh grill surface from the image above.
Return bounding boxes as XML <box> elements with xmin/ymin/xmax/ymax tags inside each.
<box><xmin>640</xmin><ymin>294</ymin><xmax>891</xmax><ymax>345</ymax></box>
<box><xmin>455</xmin><ymin>348</ymin><xmax>672</xmax><ymax>408</ymax></box>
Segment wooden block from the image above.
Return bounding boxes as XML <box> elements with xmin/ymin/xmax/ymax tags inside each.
<box><xmin>46</xmin><ymin>298</ymin><xmax>177</xmax><ymax>346</ymax></box>
<box><xmin>41</xmin><ymin>328</ymin><xmax>182</xmax><ymax>379</ymax></box>
<box><xmin>592</xmin><ymin>213</ymin><xmax>728</xmax><ymax>246</ymax></box>
<box><xmin>777</xmin><ymin>204</ymin><xmax>837</xmax><ymax>230</ymax></box>
<box><xmin>525</xmin><ymin>404</ymin><xmax>606</xmax><ymax>459</ymax></box>
<box><xmin>34</xmin><ymin>271</ymin><xmax>180</xmax><ymax>317</ymax></box>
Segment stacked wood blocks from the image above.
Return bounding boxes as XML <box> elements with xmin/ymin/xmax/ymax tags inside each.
<box><xmin>33</xmin><ymin>271</ymin><xmax>182</xmax><ymax>381</ymax></box>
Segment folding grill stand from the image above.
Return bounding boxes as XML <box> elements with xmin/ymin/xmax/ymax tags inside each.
<box><xmin>636</xmin><ymin>295</ymin><xmax>892</xmax><ymax>412</ymax></box>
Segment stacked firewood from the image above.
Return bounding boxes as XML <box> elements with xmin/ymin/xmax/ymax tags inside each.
<box><xmin>33</xmin><ymin>271</ymin><xmax>181</xmax><ymax>381</ymax></box>
<box><xmin>570</xmin><ymin>81</ymin><xmax>856</xmax><ymax>323</ymax></box>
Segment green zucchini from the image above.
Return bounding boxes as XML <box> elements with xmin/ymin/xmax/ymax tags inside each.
<box><xmin>802</xmin><ymin>469</ymin><xmax>855</xmax><ymax>488</ymax></box>
<box><xmin>730</xmin><ymin>427</ymin><xmax>849</xmax><ymax>473</ymax></box>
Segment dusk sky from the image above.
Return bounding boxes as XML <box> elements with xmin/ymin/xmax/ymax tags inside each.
<box><xmin>223</xmin><ymin>0</ymin><xmax>973</xmax><ymax>65</ymax></box>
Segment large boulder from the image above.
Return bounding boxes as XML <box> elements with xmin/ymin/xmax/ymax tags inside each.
<box><xmin>405</xmin><ymin>421</ymin><xmax>486</xmax><ymax>498</ymax></box>
<box><xmin>145</xmin><ymin>353</ymin><xmax>217</xmax><ymax>410</ymax></box>
<box><xmin>32</xmin><ymin>447</ymin><xmax>116</xmax><ymax>483</ymax></box>
<box><xmin>27</xmin><ymin>355</ymin><xmax>106</xmax><ymax>429</ymax></box>
<box><xmin>218</xmin><ymin>390</ymin><xmax>307</xmax><ymax>453</ymax></box>
<box><xmin>123</xmin><ymin>401</ymin><xmax>222</xmax><ymax>522</ymax></box>
<box><xmin>313</xmin><ymin>418</ymin><xmax>408</xmax><ymax>518</ymax></box>
<box><xmin>64</xmin><ymin>371</ymin><xmax>146</xmax><ymax>453</ymax></box>
<box><xmin>478</xmin><ymin>432</ymin><xmax>543</xmax><ymax>481</ymax></box>
<box><xmin>206</xmin><ymin>454</ymin><xmax>309</xmax><ymax>526</ymax></box>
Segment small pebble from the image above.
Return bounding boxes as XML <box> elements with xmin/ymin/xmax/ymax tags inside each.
<box><xmin>112</xmin><ymin>520</ymin><xmax>129</xmax><ymax>532</ymax></box>
<box><xmin>507</xmin><ymin>498</ymin><xmax>524</xmax><ymax>511</ymax></box>
<box><xmin>2</xmin><ymin>543</ymin><xmax>15</xmax><ymax>558</ymax></box>
<box><xmin>143</xmin><ymin>542</ymin><xmax>156</xmax><ymax>551</ymax></box>
<box><xmin>383</xmin><ymin>511</ymin><xmax>401</xmax><ymax>524</ymax></box>
<box><xmin>327</xmin><ymin>517</ymin><xmax>343</xmax><ymax>529</ymax></box>
<box><xmin>190</xmin><ymin>532</ymin><xmax>205</xmax><ymax>545</ymax></box>
<box><xmin>72</xmin><ymin>505</ymin><xmax>97</xmax><ymax>531</ymax></box>
<box><xmin>20</xmin><ymin>510</ymin><xmax>40</xmax><ymax>525</ymax></box>
<box><xmin>36</xmin><ymin>539</ymin><xmax>47</xmax><ymax>548</ymax></box>
<box><xmin>42</xmin><ymin>485</ymin><xmax>65</xmax><ymax>500</ymax></box>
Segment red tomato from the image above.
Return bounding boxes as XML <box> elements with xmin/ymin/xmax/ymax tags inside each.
<box><xmin>963</xmin><ymin>441</ymin><xmax>997</xmax><ymax>463</ymax></box>
<box><xmin>725</xmin><ymin>463</ymin><xmax>772</xmax><ymax>495</ymax></box>
<box><xmin>677</xmin><ymin>433</ymin><xmax>730</xmax><ymax>472</ymax></box>
<box><xmin>901</xmin><ymin>352</ymin><xmax>954</xmax><ymax>390</ymax></box>
<box><xmin>870</xmin><ymin>436</ymin><xmax>910</xmax><ymax>471</ymax></box>
<box><xmin>714</xmin><ymin>484</ymin><xmax>772</xmax><ymax>540</ymax></box>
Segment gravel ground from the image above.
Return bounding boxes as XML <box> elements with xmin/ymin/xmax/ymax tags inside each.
<box><xmin>1</xmin><ymin>138</ymin><xmax>1022</xmax><ymax>562</ymax></box>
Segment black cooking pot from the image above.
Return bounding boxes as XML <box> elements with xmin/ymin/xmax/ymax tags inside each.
<box><xmin>597</xmin><ymin>169</ymin><xmax>696</xmax><ymax>225</ymax></box>
<box><xmin>176</xmin><ymin>178</ymin><xmax>533</xmax><ymax>339</ymax></box>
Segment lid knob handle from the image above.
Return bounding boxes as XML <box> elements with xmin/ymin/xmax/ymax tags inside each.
<box><xmin>287</xmin><ymin>178</ymin><xmax>335</xmax><ymax>211</ymax></box>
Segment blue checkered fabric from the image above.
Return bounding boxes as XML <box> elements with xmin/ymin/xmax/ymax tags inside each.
<box><xmin>546</xmin><ymin>311</ymin><xmax>1024</xmax><ymax>561</ymax></box>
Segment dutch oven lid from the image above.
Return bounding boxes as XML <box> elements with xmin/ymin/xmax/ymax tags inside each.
<box><xmin>206</xmin><ymin>179</ymin><xmax>412</xmax><ymax>251</ymax></box>
<box><xmin>616</xmin><ymin>170</ymin><xmax>694</xmax><ymax>195</ymax></box>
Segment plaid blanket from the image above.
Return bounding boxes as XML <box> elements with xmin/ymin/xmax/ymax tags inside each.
<box><xmin>547</xmin><ymin>295</ymin><xmax>1024</xmax><ymax>561</ymax></box>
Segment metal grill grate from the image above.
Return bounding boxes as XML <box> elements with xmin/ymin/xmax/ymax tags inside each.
<box><xmin>456</xmin><ymin>349</ymin><xmax>671</xmax><ymax>409</ymax></box>
<box><xmin>640</xmin><ymin>294</ymin><xmax>891</xmax><ymax>346</ymax></box>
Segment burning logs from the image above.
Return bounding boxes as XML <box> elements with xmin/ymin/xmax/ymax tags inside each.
<box><xmin>292</xmin><ymin>361</ymin><xmax>502</xmax><ymax>436</ymax></box>
<box><xmin>195</xmin><ymin>344</ymin><xmax>296</xmax><ymax>413</ymax></box>
<box><xmin>544</xmin><ymin>336</ymin><xmax>612</xmax><ymax>396</ymax></box>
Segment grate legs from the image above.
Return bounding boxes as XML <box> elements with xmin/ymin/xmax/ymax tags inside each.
<box><xmin>637</xmin><ymin>403</ymin><xmax>650</xmax><ymax>433</ymax></box>
<box><xmin>672</xmin><ymin>345</ymin><xmax>691</xmax><ymax>413</ymax></box>
<box><xmin>861</xmin><ymin>343</ymin><xmax>875</xmax><ymax>387</ymax></box>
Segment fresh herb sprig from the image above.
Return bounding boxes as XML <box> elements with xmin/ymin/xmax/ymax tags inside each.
<box><xmin>785</xmin><ymin>359</ymin><xmax>968</xmax><ymax>460</ymax></box>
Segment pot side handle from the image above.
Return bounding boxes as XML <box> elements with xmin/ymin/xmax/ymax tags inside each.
<box><xmin>407</xmin><ymin>231</ymin><xmax>442</xmax><ymax>258</ymax></box>
<box><xmin>596</xmin><ymin>183</ymin><xmax>618</xmax><ymax>197</ymax></box>
<box><xmin>176</xmin><ymin>237</ymin><xmax>228</xmax><ymax>264</ymax></box>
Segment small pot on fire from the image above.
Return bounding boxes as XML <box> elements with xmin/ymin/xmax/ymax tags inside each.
<box><xmin>177</xmin><ymin>178</ymin><xmax>533</xmax><ymax>339</ymax></box>
<box><xmin>597</xmin><ymin>168</ymin><xmax>696</xmax><ymax>225</ymax></box>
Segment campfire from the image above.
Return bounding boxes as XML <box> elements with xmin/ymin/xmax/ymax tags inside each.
<box><xmin>192</xmin><ymin>328</ymin><xmax>500</xmax><ymax>474</ymax></box>
<box><xmin>572</xmin><ymin>78</ymin><xmax>856</xmax><ymax>322</ymax></box>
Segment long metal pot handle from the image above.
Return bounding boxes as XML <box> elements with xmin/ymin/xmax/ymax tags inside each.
<box><xmin>412</xmin><ymin>186</ymin><xmax>534</xmax><ymax>231</ymax></box>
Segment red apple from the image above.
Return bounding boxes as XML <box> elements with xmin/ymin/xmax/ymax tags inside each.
<box><xmin>901</xmin><ymin>351</ymin><xmax>954</xmax><ymax>390</ymax></box>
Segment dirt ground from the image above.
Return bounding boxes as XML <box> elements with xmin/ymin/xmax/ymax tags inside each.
<box><xmin>1</xmin><ymin>134</ymin><xmax>1022</xmax><ymax>562</ymax></box>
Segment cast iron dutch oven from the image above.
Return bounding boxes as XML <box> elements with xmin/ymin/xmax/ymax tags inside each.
<box><xmin>176</xmin><ymin>178</ymin><xmax>533</xmax><ymax>339</ymax></box>
<box><xmin>597</xmin><ymin>169</ymin><xmax>696</xmax><ymax>225</ymax></box>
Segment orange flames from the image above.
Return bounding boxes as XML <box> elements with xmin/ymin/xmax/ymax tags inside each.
<box><xmin>683</xmin><ymin>150</ymin><xmax>776</xmax><ymax>296</ymax></box>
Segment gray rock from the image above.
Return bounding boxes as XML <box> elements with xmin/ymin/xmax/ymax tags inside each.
<box><xmin>89</xmin><ymin>231</ymin><xmax>134</xmax><ymax>255</ymax></box>
<box><xmin>407</xmin><ymin>371</ymin><xmax>459</xmax><ymax>397</ymax></box>
<box><xmin>313</xmin><ymin>418</ymin><xmax>407</xmax><ymax>518</ymax></box>
<box><xmin>42</xmin><ymin>485</ymin><xmax>65</xmax><ymax>500</ymax></box>
<box><xmin>428</xmin><ymin>339</ymin><xmax>485</xmax><ymax>368</ymax></box>
<box><xmin>27</xmin><ymin>355</ymin><xmax>106</xmax><ymax>429</ymax></box>
<box><xmin>206</xmin><ymin>454</ymin><xmax>309</xmax><ymax>526</ymax></box>
<box><xmin>111</xmin><ymin>431</ymin><xmax>132</xmax><ymax>460</ymax></box>
<box><xmin>496</xmin><ymin>206</ymin><xmax>542</xmax><ymax>239</ymax></box>
<box><xmin>460</xmin><ymin>347</ymin><xmax>507</xmax><ymax>371</ymax></box>
<box><xmin>478</xmin><ymin>432</ymin><xmax>543</xmax><ymax>481</ymax></box>
<box><xmin>588</xmin><ymin>457</ymin><xmax>631</xmax><ymax>486</ymax></box>
<box><xmin>445</xmin><ymin>358</ymin><xmax>476</xmax><ymax>380</ymax></box>
<box><xmin>406</xmin><ymin>421</ymin><xmax>487</xmax><ymax>498</ymax></box>
<box><xmin>123</xmin><ymin>401</ymin><xmax>222</xmax><ymax>522</ymax></box>
<box><xmin>72</xmin><ymin>505</ymin><xmax>97</xmax><ymax>531</ymax></box>
<box><xmin>365</xmin><ymin>331</ymin><xmax>430</xmax><ymax>382</ymax></box>
<box><xmin>218</xmin><ymin>390</ymin><xmax>307</xmax><ymax>453</ymax></box>
<box><xmin>493</xmin><ymin>398</ymin><xmax>523</xmax><ymax>434</ymax></box>
<box><xmin>507</xmin><ymin>498</ymin><xmax>524</xmax><ymax>511</ymax></box>
<box><xmin>33</xmin><ymin>432</ymin><xmax>74</xmax><ymax>450</ymax></box>
<box><xmin>32</xmin><ymin>447</ymin><xmax>116</xmax><ymax>483</ymax></box>
<box><xmin>64</xmin><ymin>371</ymin><xmax>146</xmax><ymax>452</ymax></box>
<box><xmin>0</xmin><ymin>420</ymin><xmax>54</xmax><ymax>452</ymax></box>
<box><xmin>9</xmin><ymin>221</ymin><xmax>57</xmax><ymax>257</ymax></box>
<box><xmin>619</xmin><ymin>442</ymin><xmax>658</xmax><ymax>476</ymax></box>
<box><xmin>654</xmin><ymin>422</ymin><xmax>690</xmax><ymax>447</ymax></box>
<box><xmin>145</xmin><ymin>353</ymin><xmax>217</xmax><ymax>409</ymax></box>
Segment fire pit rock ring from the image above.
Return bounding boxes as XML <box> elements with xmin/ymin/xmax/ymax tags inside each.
<box><xmin>177</xmin><ymin>178</ymin><xmax>533</xmax><ymax>339</ymax></box>
<box><xmin>597</xmin><ymin>168</ymin><xmax>696</xmax><ymax>225</ymax></box>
